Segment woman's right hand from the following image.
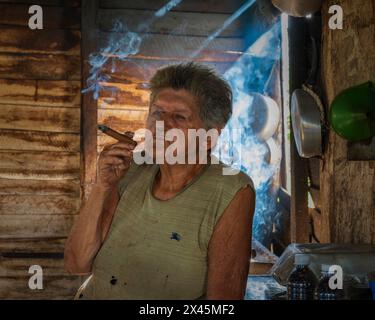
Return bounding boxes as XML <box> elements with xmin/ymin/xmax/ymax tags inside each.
<box><xmin>97</xmin><ymin>141</ymin><xmax>136</xmax><ymax>189</ymax></box>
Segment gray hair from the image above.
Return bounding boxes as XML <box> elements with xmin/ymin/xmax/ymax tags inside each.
<box><xmin>149</xmin><ymin>62</ymin><xmax>232</xmax><ymax>129</ymax></box>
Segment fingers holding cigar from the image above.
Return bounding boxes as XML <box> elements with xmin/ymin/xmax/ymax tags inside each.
<box><xmin>102</xmin><ymin>142</ymin><xmax>136</xmax><ymax>153</ymax></box>
<box><xmin>97</xmin><ymin>125</ymin><xmax>140</xmax><ymax>187</ymax></box>
<box><xmin>101</xmin><ymin>142</ymin><xmax>135</xmax><ymax>164</ymax></box>
<box><xmin>98</xmin><ymin>144</ymin><xmax>134</xmax><ymax>186</ymax></box>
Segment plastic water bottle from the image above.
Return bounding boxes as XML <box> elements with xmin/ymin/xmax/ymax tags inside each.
<box><xmin>287</xmin><ymin>254</ymin><xmax>316</xmax><ymax>300</ymax></box>
<box><xmin>315</xmin><ymin>264</ymin><xmax>344</xmax><ymax>300</ymax></box>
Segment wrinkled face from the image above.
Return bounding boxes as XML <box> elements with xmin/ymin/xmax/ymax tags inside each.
<box><xmin>146</xmin><ymin>88</ymin><xmax>216</xmax><ymax>164</ymax></box>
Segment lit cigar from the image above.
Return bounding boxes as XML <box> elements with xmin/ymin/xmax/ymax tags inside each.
<box><xmin>98</xmin><ymin>124</ymin><xmax>137</xmax><ymax>147</ymax></box>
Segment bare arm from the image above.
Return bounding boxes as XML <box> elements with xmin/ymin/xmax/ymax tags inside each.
<box><xmin>64</xmin><ymin>184</ymin><xmax>119</xmax><ymax>275</ymax></box>
<box><xmin>64</xmin><ymin>141</ymin><xmax>135</xmax><ymax>275</ymax></box>
<box><xmin>206</xmin><ymin>186</ymin><xmax>255</xmax><ymax>300</ymax></box>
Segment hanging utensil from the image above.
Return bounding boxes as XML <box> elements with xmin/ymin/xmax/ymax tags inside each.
<box><xmin>291</xmin><ymin>36</ymin><xmax>325</xmax><ymax>158</ymax></box>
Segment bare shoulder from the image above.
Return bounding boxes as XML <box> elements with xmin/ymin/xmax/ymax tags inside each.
<box><xmin>217</xmin><ymin>185</ymin><xmax>255</xmax><ymax>227</ymax></box>
<box><xmin>208</xmin><ymin>162</ymin><xmax>255</xmax><ymax>195</ymax></box>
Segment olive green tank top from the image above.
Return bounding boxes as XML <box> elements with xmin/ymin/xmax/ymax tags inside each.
<box><xmin>77</xmin><ymin>160</ymin><xmax>254</xmax><ymax>300</ymax></box>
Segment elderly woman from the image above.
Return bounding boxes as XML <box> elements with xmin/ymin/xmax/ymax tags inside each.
<box><xmin>65</xmin><ymin>63</ymin><xmax>256</xmax><ymax>300</ymax></box>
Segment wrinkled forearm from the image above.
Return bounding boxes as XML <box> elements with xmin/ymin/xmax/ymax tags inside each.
<box><xmin>64</xmin><ymin>184</ymin><xmax>114</xmax><ymax>274</ymax></box>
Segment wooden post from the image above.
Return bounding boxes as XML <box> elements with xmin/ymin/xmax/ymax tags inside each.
<box><xmin>288</xmin><ymin>16</ymin><xmax>309</xmax><ymax>243</ymax></box>
<box><xmin>81</xmin><ymin>0</ymin><xmax>99</xmax><ymax>201</ymax></box>
<box><xmin>320</xmin><ymin>0</ymin><xmax>375</xmax><ymax>244</ymax></box>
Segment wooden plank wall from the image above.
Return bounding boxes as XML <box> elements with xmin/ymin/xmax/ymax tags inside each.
<box><xmin>0</xmin><ymin>0</ymin><xmax>82</xmax><ymax>299</ymax></box>
<box><xmin>95</xmin><ymin>0</ymin><xmax>255</xmax><ymax>153</ymax></box>
<box><xmin>320</xmin><ymin>0</ymin><xmax>375</xmax><ymax>244</ymax></box>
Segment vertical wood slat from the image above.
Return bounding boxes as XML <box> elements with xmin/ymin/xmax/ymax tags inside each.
<box><xmin>81</xmin><ymin>0</ymin><xmax>99</xmax><ymax>201</ymax></box>
<box><xmin>288</xmin><ymin>16</ymin><xmax>309</xmax><ymax>243</ymax></box>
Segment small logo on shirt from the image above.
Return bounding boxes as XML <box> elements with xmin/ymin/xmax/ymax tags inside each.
<box><xmin>170</xmin><ymin>232</ymin><xmax>182</xmax><ymax>241</ymax></box>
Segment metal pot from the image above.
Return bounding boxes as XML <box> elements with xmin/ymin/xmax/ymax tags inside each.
<box><xmin>271</xmin><ymin>0</ymin><xmax>322</xmax><ymax>17</ymax></box>
<box><xmin>291</xmin><ymin>88</ymin><xmax>323</xmax><ymax>158</ymax></box>
<box><xmin>291</xmin><ymin>36</ymin><xmax>324</xmax><ymax>158</ymax></box>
